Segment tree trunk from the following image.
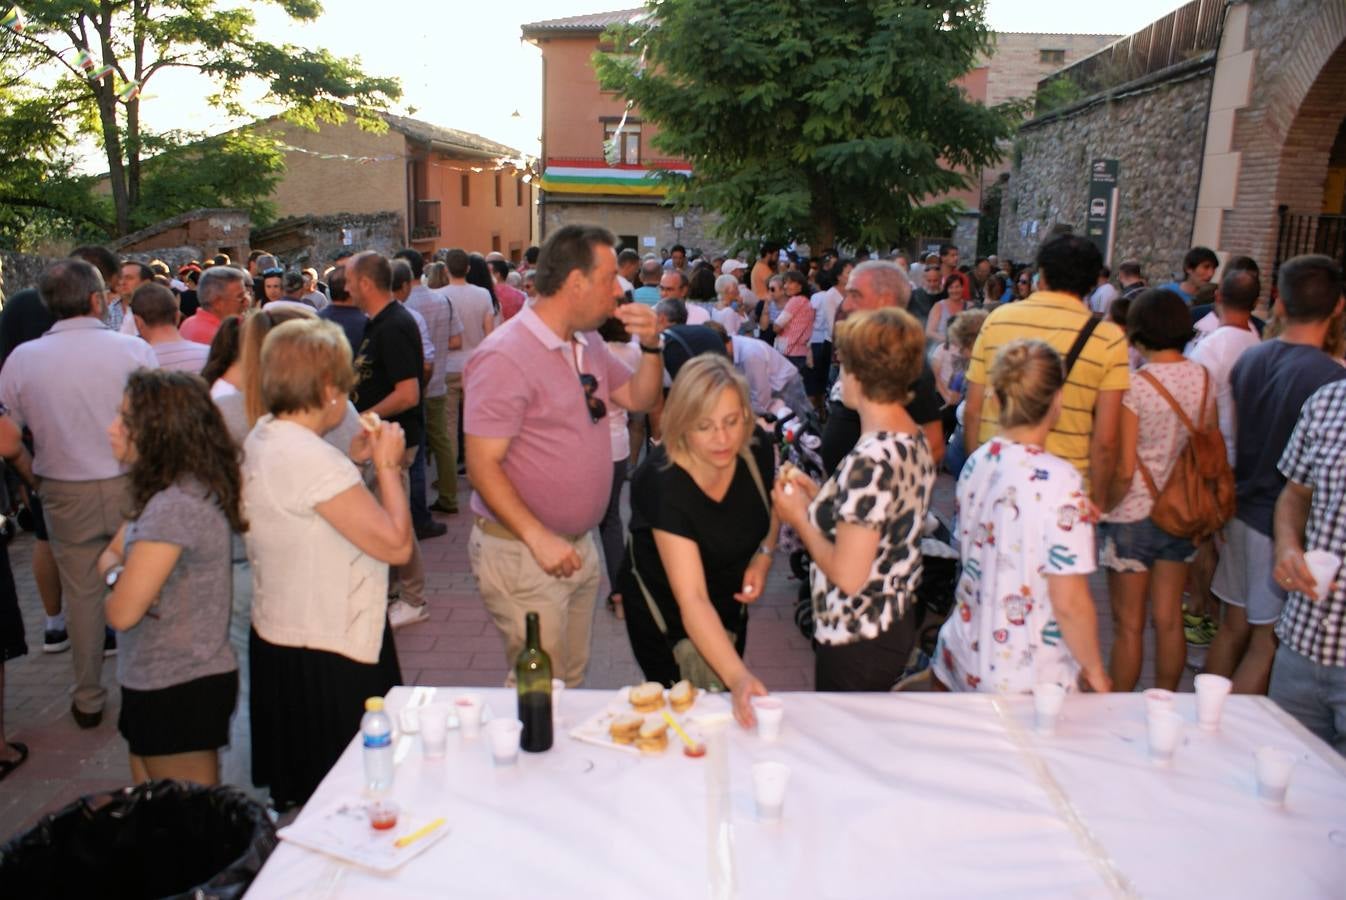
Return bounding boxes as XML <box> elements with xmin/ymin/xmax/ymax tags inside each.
<box><xmin>127</xmin><ymin>0</ymin><xmax>144</xmax><ymax>214</ymax></box>
<box><xmin>95</xmin><ymin>2</ymin><xmax>129</xmax><ymax>235</ymax></box>
<box><xmin>96</xmin><ymin>81</ymin><xmax>129</xmax><ymax>236</ymax></box>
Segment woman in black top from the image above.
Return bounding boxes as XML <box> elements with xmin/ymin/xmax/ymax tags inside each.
<box><xmin>620</xmin><ymin>355</ymin><xmax>778</xmax><ymax>727</ymax></box>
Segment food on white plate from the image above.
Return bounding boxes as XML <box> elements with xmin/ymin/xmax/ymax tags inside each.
<box><xmin>635</xmin><ymin>718</ymin><xmax>669</xmax><ymax>755</ymax></box>
<box><xmin>629</xmin><ymin>681</ymin><xmax>665</xmax><ymax>713</ymax></box>
<box><xmin>669</xmin><ymin>680</ymin><xmax>695</xmax><ymax>714</ymax></box>
<box><xmin>608</xmin><ymin>713</ymin><xmax>644</xmax><ymax>745</ymax></box>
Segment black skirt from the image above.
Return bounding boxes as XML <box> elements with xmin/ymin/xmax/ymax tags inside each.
<box><xmin>249</xmin><ymin>620</ymin><xmax>402</xmax><ymax>809</ymax></box>
<box><xmin>814</xmin><ymin>602</ymin><xmax>920</xmax><ymax>692</ymax></box>
<box><xmin>119</xmin><ymin>670</ymin><xmax>238</xmax><ymax>756</ymax></box>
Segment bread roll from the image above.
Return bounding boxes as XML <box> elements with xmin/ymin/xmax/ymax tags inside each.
<box><xmin>629</xmin><ymin>681</ymin><xmax>665</xmax><ymax>713</ymax></box>
<box><xmin>669</xmin><ymin>680</ymin><xmax>695</xmax><ymax>714</ymax></box>
<box><xmin>609</xmin><ymin>713</ymin><xmax>644</xmax><ymax>745</ymax></box>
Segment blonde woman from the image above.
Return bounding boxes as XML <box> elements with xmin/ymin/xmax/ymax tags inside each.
<box><xmin>773</xmin><ymin>308</ymin><xmax>936</xmax><ymax>690</ymax></box>
<box><xmin>424</xmin><ymin>262</ymin><xmax>451</xmax><ymax>291</ymax></box>
<box><xmin>933</xmin><ymin>339</ymin><xmax>1110</xmax><ymax>694</ymax></box>
<box><xmin>619</xmin><ymin>354</ymin><xmax>778</xmax><ymax>727</ymax></box>
<box><xmin>244</xmin><ymin>318</ymin><xmax>413</xmax><ymax>809</ymax></box>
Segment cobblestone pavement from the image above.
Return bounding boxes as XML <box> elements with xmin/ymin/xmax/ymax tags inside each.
<box><xmin>0</xmin><ymin>472</ymin><xmax>1185</xmax><ymax>840</ymax></box>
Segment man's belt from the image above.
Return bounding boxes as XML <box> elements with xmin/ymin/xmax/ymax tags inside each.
<box><xmin>474</xmin><ymin>517</ymin><xmax>584</xmax><ymax>544</ymax></box>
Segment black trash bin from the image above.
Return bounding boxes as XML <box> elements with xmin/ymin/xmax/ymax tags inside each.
<box><xmin>0</xmin><ymin>779</ymin><xmax>277</xmax><ymax>899</ymax></box>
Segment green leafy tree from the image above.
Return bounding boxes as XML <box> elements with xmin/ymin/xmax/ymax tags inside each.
<box><xmin>3</xmin><ymin>0</ymin><xmax>400</xmax><ymax>237</ymax></box>
<box><xmin>595</xmin><ymin>0</ymin><xmax>1019</xmax><ymax>251</ymax></box>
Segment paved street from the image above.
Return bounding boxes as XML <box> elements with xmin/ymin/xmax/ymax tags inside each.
<box><xmin>0</xmin><ymin>472</ymin><xmax>1184</xmax><ymax>841</ymax></box>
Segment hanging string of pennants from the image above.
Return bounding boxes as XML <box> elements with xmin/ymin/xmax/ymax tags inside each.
<box><xmin>4</xmin><ymin>5</ymin><xmax>140</xmax><ymax>101</ymax></box>
<box><xmin>275</xmin><ymin>142</ymin><xmax>536</xmax><ymax>177</ymax></box>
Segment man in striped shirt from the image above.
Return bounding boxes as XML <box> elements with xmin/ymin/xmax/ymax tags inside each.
<box><xmin>963</xmin><ymin>234</ymin><xmax>1129</xmax><ymax>504</ymax></box>
<box><xmin>130</xmin><ymin>282</ymin><xmax>209</xmax><ymax>374</ymax></box>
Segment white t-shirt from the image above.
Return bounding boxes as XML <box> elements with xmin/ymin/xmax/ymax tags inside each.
<box><xmin>935</xmin><ymin>438</ymin><xmax>1096</xmax><ymax>693</ymax></box>
<box><xmin>438</xmin><ymin>283</ymin><xmax>495</xmax><ymax>374</ymax></box>
<box><xmin>607</xmin><ymin>341</ymin><xmax>641</xmax><ymax>461</ymax></box>
<box><xmin>243</xmin><ymin>416</ymin><xmax>388</xmax><ymax>664</ymax></box>
<box><xmin>1186</xmin><ymin>311</ymin><xmax>1257</xmax><ymax>355</ymax></box>
<box><xmin>711</xmin><ymin>304</ymin><xmax>747</xmax><ymax>336</ymax></box>
<box><xmin>810</xmin><ymin>287</ymin><xmax>843</xmax><ymax>344</ymax></box>
<box><xmin>686</xmin><ymin>302</ymin><xmax>711</xmax><ymax>325</ymax></box>
<box><xmin>1088</xmin><ymin>282</ymin><xmax>1119</xmax><ymax>315</ymax></box>
<box><xmin>1190</xmin><ymin>325</ymin><xmax>1262</xmax><ymax>465</ymax></box>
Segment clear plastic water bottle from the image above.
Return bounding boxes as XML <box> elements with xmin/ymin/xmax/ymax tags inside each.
<box><xmin>361</xmin><ymin>696</ymin><xmax>397</xmax><ymax>829</ymax></box>
<box><xmin>361</xmin><ymin>696</ymin><xmax>394</xmax><ymax>794</ymax></box>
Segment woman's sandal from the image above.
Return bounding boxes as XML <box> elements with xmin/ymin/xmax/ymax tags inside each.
<box><xmin>0</xmin><ymin>742</ymin><xmax>29</xmax><ymax>782</ymax></box>
<box><xmin>606</xmin><ymin>593</ymin><xmax>625</xmax><ymax>621</ymax></box>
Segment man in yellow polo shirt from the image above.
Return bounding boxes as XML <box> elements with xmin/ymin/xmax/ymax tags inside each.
<box><xmin>963</xmin><ymin>235</ymin><xmax>1129</xmax><ymax>504</ymax></box>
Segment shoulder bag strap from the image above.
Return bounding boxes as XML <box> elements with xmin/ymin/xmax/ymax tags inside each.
<box><xmin>741</xmin><ymin>443</ymin><xmax>771</xmax><ymax>514</ymax></box>
<box><xmin>1063</xmin><ymin>314</ymin><xmax>1101</xmax><ymax>378</ymax></box>
<box><xmin>628</xmin><ymin>539</ymin><xmax>671</xmax><ymax>637</ymax></box>
<box><xmin>1136</xmin><ymin>368</ymin><xmax>1200</xmax><ymax>435</ymax></box>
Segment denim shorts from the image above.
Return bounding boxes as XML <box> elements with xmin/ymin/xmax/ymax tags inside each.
<box><xmin>1099</xmin><ymin>518</ymin><xmax>1196</xmax><ymax>572</ymax></box>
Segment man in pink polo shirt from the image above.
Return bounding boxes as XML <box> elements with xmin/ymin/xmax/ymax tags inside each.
<box><xmin>180</xmin><ymin>266</ymin><xmax>250</xmax><ymax>344</ymax></box>
<box><xmin>465</xmin><ymin>225</ymin><xmax>664</xmax><ymax>686</ymax></box>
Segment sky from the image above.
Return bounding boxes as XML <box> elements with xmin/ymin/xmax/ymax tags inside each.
<box><xmin>91</xmin><ymin>0</ymin><xmax>1191</xmax><ymax>169</ymax></box>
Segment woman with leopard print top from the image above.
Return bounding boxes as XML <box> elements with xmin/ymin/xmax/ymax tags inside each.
<box><xmin>773</xmin><ymin>308</ymin><xmax>936</xmax><ymax>690</ymax></box>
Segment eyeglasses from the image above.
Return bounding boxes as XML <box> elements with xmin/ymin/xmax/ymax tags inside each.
<box><xmin>579</xmin><ymin>373</ymin><xmax>606</xmax><ymax>423</ymax></box>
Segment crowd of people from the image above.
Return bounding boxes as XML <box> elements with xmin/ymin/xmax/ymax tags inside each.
<box><xmin>0</xmin><ymin>220</ymin><xmax>1343</xmax><ymax>801</ymax></box>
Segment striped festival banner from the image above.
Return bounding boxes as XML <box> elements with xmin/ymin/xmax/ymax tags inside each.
<box><xmin>538</xmin><ymin>158</ymin><xmax>692</xmax><ymax>197</ymax></box>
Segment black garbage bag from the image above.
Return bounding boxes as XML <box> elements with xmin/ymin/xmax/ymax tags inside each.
<box><xmin>0</xmin><ymin>779</ymin><xmax>277</xmax><ymax>900</ymax></box>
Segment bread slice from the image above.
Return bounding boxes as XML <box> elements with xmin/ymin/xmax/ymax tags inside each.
<box><xmin>635</xmin><ymin>718</ymin><xmax>669</xmax><ymax>755</ymax></box>
<box><xmin>629</xmin><ymin>682</ymin><xmax>665</xmax><ymax>713</ymax></box>
<box><xmin>668</xmin><ymin>680</ymin><xmax>695</xmax><ymax>714</ymax></box>
<box><xmin>609</xmin><ymin>713</ymin><xmax>644</xmax><ymax>745</ymax></box>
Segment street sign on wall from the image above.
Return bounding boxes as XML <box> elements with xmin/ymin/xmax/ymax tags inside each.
<box><xmin>1087</xmin><ymin>160</ymin><xmax>1119</xmax><ymax>268</ymax></box>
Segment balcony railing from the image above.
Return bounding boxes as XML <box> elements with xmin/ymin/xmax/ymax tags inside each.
<box><xmin>411</xmin><ymin>199</ymin><xmax>440</xmax><ymax>241</ymax></box>
<box><xmin>1274</xmin><ymin>206</ymin><xmax>1346</xmax><ymax>284</ymax></box>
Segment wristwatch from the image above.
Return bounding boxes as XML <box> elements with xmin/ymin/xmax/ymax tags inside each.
<box><xmin>639</xmin><ymin>338</ymin><xmax>663</xmax><ymax>355</ymax></box>
<box><xmin>755</xmin><ymin>543</ymin><xmax>775</xmax><ymax>558</ymax></box>
<box><xmin>104</xmin><ymin>564</ymin><xmax>124</xmax><ymax>589</ymax></box>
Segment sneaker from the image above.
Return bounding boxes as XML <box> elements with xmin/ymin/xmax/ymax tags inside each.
<box><xmin>42</xmin><ymin>627</ymin><xmax>70</xmax><ymax>654</ymax></box>
<box><xmin>103</xmin><ymin>627</ymin><xmax>117</xmax><ymax>657</ymax></box>
<box><xmin>1184</xmin><ymin>613</ymin><xmax>1217</xmax><ymax>646</ymax></box>
<box><xmin>388</xmin><ymin>600</ymin><xmax>429</xmax><ymax>630</ymax></box>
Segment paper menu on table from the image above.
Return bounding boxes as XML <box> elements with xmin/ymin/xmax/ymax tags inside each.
<box><xmin>278</xmin><ymin>802</ymin><xmax>449</xmax><ymax>873</ymax></box>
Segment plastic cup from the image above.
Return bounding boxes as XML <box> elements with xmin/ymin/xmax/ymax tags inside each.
<box><xmin>1143</xmin><ymin>688</ymin><xmax>1175</xmax><ymax>718</ymax></box>
<box><xmin>753</xmin><ymin>697</ymin><xmax>784</xmax><ymax>741</ymax></box>
<box><xmin>419</xmin><ymin>704</ymin><xmax>450</xmax><ymax>760</ymax></box>
<box><xmin>751</xmin><ymin>761</ymin><xmax>791</xmax><ymax>822</ymax></box>
<box><xmin>485</xmin><ymin>718</ymin><xmax>522</xmax><ymax>766</ymax></box>
<box><xmin>1303</xmin><ymin>550</ymin><xmax>1341</xmax><ymax>602</ymax></box>
<box><xmin>1032</xmin><ymin>683</ymin><xmax>1066</xmax><ymax>735</ymax></box>
<box><xmin>1254</xmin><ymin>746</ymin><xmax>1296</xmax><ymax>806</ymax></box>
<box><xmin>1194</xmin><ymin>674</ymin><xmax>1232</xmax><ymax>731</ymax></box>
<box><xmin>455</xmin><ymin>693</ymin><xmax>484</xmax><ymax>739</ymax></box>
<box><xmin>1147</xmin><ymin>709</ymin><xmax>1184</xmax><ymax>764</ymax></box>
<box><xmin>551</xmin><ymin>678</ymin><xmax>565</xmax><ymax>724</ymax></box>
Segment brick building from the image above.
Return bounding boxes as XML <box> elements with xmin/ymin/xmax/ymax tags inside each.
<box><xmin>522</xmin><ymin>9</ymin><xmax>1115</xmax><ymax>259</ymax></box>
<box><xmin>260</xmin><ymin>112</ymin><xmax>536</xmax><ymax>262</ymax></box>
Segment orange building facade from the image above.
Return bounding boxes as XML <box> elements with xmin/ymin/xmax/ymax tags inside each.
<box><xmin>522</xmin><ymin>10</ymin><xmax>1116</xmax><ymax>257</ymax></box>
<box><xmin>264</xmin><ymin>112</ymin><xmax>537</xmax><ymax>262</ymax></box>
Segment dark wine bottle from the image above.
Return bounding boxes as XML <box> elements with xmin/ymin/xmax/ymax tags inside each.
<box><xmin>515</xmin><ymin>612</ymin><xmax>553</xmax><ymax>752</ymax></box>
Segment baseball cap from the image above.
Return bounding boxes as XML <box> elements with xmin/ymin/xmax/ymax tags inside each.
<box><xmin>721</xmin><ymin>259</ymin><xmax>747</xmax><ymax>275</ymax></box>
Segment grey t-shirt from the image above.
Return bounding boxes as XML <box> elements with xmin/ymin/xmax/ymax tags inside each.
<box><xmin>117</xmin><ymin>479</ymin><xmax>236</xmax><ymax>691</ymax></box>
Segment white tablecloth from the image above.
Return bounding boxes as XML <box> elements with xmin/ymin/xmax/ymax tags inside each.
<box><xmin>247</xmin><ymin>688</ymin><xmax>1346</xmax><ymax>899</ymax></box>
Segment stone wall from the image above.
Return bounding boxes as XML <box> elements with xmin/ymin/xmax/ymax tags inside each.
<box><xmin>997</xmin><ymin>62</ymin><xmax>1215</xmax><ymax>282</ymax></box>
<box><xmin>251</xmin><ymin>212</ymin><xmax>406</xmax><ymax>271</ymax></box>
<box><xmin>1</xmin><ymin>246</ymin><xmax>207</xmax><ymax>298</ymax></box>
<box><xmin>542</xmin><ymin>199</ymin><xmax>732</xmax><ymax>258</ymax></box>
